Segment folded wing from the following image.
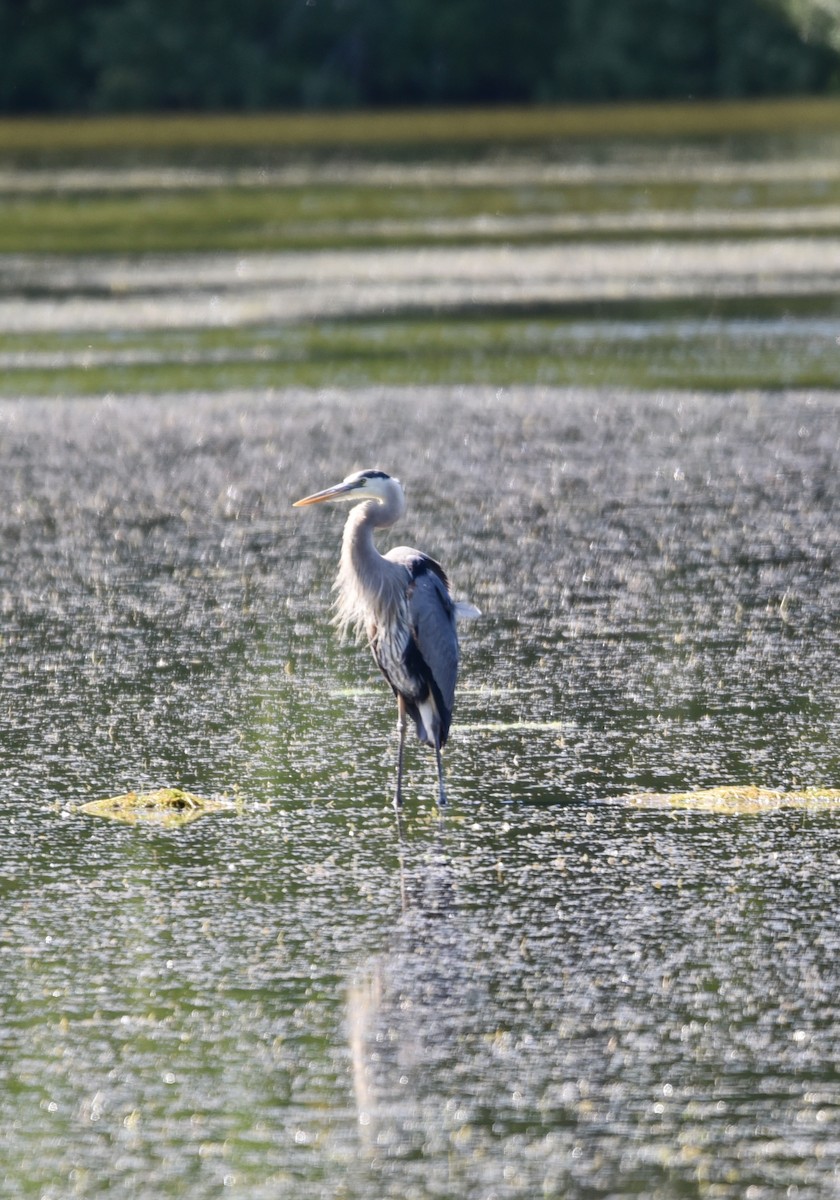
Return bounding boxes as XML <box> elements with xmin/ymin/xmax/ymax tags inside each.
<box><xmin>379</xmin><ymin>547</ymin><xmax>459</xmax><ymax>747</ymax></box>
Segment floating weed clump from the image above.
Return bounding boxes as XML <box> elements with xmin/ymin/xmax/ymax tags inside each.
<box><xmin>78</xmin><ymin>787</ymin><xmax>235</xmax><ymax>828</ymax></box>
<box><xmin>617</xmin><ymin>785</ymin><xmax>840</xmax><ymax>814</ymax></box>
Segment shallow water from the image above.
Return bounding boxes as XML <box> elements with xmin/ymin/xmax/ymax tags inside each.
<box><xmin>1</xmin><ymin>386</ymin><xmax>839</xmax><ymax>1197</ymax></box>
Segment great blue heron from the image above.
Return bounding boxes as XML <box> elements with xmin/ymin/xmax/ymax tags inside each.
<box><xmin>293</xmin><ymin>469</ymin><xmax>479</xmax><ymax>808</ymax></box>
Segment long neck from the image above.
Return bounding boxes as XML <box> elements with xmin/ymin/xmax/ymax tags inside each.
<box><xmin>341</xmin><ymin>498</ymin><xmax>394</xmax><ymax>580</ymax></box>
<box><xmin>334</xmin><ymin>496</ymin><xmax>404</xmax><ymax>640</ymax></box>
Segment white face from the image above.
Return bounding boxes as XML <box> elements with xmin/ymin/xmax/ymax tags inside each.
<box><xmin>293</xmin><ymin>469</ymin><xmax>402</xmax><ymax>509</ymax></box>
<box><xmin>343</xmin><ymin>470</ymin><xmax>400</xmax><ymax>502</ymax></box>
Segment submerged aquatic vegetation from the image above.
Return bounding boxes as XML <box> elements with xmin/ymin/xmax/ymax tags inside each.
<box><xmin>1</xmin><ymin>300</ymin><xmax>839</xmax><ymax>396</ymax></box>
<box><xmin>1</xmin><ymin>175</ymin><xmax>840</xmax><ymax>255</ymax></box>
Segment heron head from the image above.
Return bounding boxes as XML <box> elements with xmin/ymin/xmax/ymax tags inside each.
<box><xmin>293</xmin><ymin>469</ymin><xmax>402</xmax><ymax>508</ymax></box>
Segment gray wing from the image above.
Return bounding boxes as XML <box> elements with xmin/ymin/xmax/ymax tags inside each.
<box><xmin>405</xmin><ymin>560</ymin><xmax>459</xmax><ymax>727</ymax></box>
<box><xmin>385</xmin><ymin>547</ymin><xmax>460</xmax><ymax>742</ymax></box>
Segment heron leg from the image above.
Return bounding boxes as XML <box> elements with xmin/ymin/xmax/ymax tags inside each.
<box><xmin>435</xmin><ymin>741</ymin><xmax>447</xmax><ymax>808</ymax></box>
<box><xmin>394</xmin><ymin>700</ymin><xmax>407</xmax><ymax>809</ymax></box>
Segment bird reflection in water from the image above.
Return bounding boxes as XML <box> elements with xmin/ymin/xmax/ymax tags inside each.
<box><xmin>346</xmin><ymin>827</ymin><xmax>481</xmax><ymax>1160</ymax></box>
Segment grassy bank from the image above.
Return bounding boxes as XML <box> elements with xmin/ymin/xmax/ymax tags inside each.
<box><xmin>2</xmin><ymin>96</ymin><xmax>840</xmax><ymax>155</ymax></box>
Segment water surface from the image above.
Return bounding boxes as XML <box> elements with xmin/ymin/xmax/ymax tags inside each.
<box><xmin>1</xmin><ymin>386</ymin><xmax>839</xmax><ymax>1197</ymax></box>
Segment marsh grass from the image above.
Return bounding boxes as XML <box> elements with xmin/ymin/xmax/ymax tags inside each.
<box><xmin>2</xmin><ymin>306</ymin><xmax>838</xmax><ymax>395</ymax></box>
<box><xmin>2</xmin><ymin>99</ymin><xmax>839</xmax><ymax>395</ymax></box>
<box><xmin>3</xmin><ymin>176</ymin><xmax>840</xmax><ymax>254</ymax></box>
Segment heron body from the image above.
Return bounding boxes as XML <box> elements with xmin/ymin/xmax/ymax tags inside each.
<box><xmin>293</xmin><ymin>469</ymin><xmax>479</xmax><ymax>807</ymax></box>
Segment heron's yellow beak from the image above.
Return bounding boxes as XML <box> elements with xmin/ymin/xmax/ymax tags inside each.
<box><xmin>292</xmin><ymin>480</ymin><xmax>360</xmax><ymax>507</ymax></box>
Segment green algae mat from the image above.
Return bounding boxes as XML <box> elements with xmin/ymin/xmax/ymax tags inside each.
<box><xmin>78</xmin><ymin>787</ymin><xmax>235</xmax><ymax>828</ymax></box>
<box><xmin>617</xmin><ymin>786</ymin><xmax>840</xmax><ymax>814</ymax></box>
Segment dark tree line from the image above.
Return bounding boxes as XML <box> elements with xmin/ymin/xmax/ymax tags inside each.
<box><xmin>1</xmin><ymin>0</ymin><xmax>837</xmax><ymax>114</ymax></box>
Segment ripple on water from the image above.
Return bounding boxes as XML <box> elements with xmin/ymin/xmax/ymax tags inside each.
<box><xmin>0</xmin><ymin>386</ymin><xmax>839</xmax><ymax>1197</ymax></box>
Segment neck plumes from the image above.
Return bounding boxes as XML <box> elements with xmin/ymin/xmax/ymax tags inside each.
<box><xmin>333</xmin><ymin>498</ymin><xmax>402</xmax><ymax>643</ymax></box>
